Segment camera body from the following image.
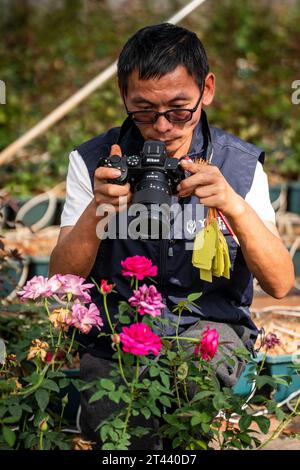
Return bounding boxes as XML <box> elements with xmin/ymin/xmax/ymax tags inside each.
<box><xmin>97</xmin><ymin>140</ymin><xmax>185</xmax><ymax>206</ymax></box>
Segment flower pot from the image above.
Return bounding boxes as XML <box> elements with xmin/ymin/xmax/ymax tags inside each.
<box><xmin>0</xmin><ymin>257</ymin><xmax>30</xmax><ymax>300</ymax></box>
<box><xmin>28</xmin><ymin>256</ymin><xmax>50</xmax><ymax>278</ymax></box>
<box><xmin>292</xmin><ymin>248</ymin><xmax>300</xmax><ymax>277</ymax></box>
<box><xmin>287</xmin><ymin>182</ymin><xmax>300</xmax><ymax>214</ymax></box>
<box><xmin>50</xmin><ymin>369</ymin><xmax>80</xmax><ymax>425</ymax></box>
<box><xmin>5</xmin><ymin>195</ymin><xmax>58</xmax><ymax>230</ymax></box>
<box><xmin>53</xmin><ymin>197</ymin><xmax>65</xmax><ymax>226</ymax></box>
<box><xmin>269</xmin><ymin>184</ymin><xmax>282</xmax><ymax>204</ymax></box>
<box><xmin>233</xmin><ymin>353</ymin><xmax>264</xmax><ymax>397</ymax></box>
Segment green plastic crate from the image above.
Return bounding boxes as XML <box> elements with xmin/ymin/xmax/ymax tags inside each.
<box><xmin>234</xmin><ymin>354</ymin><xmax>300</xmax><ymax>403</ymax></box>
<box><xmin>265</xmin><ymin>354</ymin><xmax>300</xmax><ymax>403</ymax></box>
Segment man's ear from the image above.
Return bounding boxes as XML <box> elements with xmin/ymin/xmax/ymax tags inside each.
<box><xmin>202</xmin><ymin>73</ymin><xmax>215</xmax><ymax>107</ymax></box>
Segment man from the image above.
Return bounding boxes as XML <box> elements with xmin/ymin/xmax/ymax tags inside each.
<box><xmin>49</xmin><ymin>23</ymin><xmax>294</xmax><ymax>448</ymax></box>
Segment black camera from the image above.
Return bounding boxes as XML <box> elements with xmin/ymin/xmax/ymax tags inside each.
<box><xmin>97</xmin><ymin>140</ymin><xmax>185</xmax><ymax>206</ymax></box>
<box><xmin>97</xmin><ymin>140</ymin><xmax>186</xmax><ymax>239</ymax></box>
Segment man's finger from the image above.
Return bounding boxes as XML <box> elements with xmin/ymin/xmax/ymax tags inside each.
<box><xmin>177</xmin><ymin>171</ymin><xmax>216</xmax><ymax>193</ymax></box>
<box><xmin>180</xmin><ymin>159</ymin><xmax>212</xmax><ymax>175</ymax></box>
<box><xmin>94</xmin><ymin>166</ymin><xmax>122</xmax><ymax>181</ymax></box>
<box><xmin>109</xmin><ymin>143</ymin><xmax>122</xmax><ymax>157</ymax></box>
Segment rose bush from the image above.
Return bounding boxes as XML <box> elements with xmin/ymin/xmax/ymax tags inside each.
<box><xmin>0</xmin><ymin>255</ymin><xmax>297</xmax><ymax>450</ymax></box>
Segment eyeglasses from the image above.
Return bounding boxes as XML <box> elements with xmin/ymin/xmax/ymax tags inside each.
<box><xmin>125</xmin><ymin>92</ymin><xmax>203</xmax><ymax>124</ymax></box>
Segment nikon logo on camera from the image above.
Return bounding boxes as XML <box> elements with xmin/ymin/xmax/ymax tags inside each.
<box><xmin>0</xmin><ymin>80</ymin><xmax>6</xmax><ymax>104</ymax></box>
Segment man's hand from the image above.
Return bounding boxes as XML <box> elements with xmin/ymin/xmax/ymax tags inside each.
<box><xmin>93</xmin><ymin>144</ymin><xmax>132</xmax><ymax>213</ymax></box>
<box><xmin>177</xmin><ymin>160</ymin><xmax>245</xmax><ymax>219</ymax></box>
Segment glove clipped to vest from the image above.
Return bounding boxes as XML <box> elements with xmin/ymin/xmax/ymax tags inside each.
<box><xmin>192</xmin><ymin>208</ymin><xmax>231</xmax><ymax>282</ymax></box>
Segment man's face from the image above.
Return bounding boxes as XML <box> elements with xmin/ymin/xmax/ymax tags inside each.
<box><xmin>122</xmin><ymin>65</ymin><xmax>215</xmax><ymax>158</ymax></box>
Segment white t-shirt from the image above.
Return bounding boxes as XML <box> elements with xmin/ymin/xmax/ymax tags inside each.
<box><xmin>60</xmin><ymin>150</ymin><xmax>276</xmax><ymax>227</ymax></box>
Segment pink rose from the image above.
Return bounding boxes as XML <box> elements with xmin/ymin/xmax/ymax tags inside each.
<box><xmin>17</xmin><ymin>276</ymin><xmax>56</xmax><ymax>300</ymax></box>
<box><xmin>120</xmin><ymin>323</ymin><xmax>162</xmax><ymax>356</ymax></box>
<box><xmin>121</xmin><ymin>256</ymin><xmax>158</xmax><ymax>281</ymax></box>
<box><xmin>69</xmin><ymin>303</ymin><xmax>103</xmax><ymax>334</ymax></box>
<box><xmin>55</xmin><ymin>274</ymin><xmax>94</xmax><ymax>303</ymax></box>
<box><xmin>194</xmin><ymin>325</ymin><xmax>219</xmax><ymax>361</ymax></box>
<box><xmin>129</xmin><ymin>284</ymin><xmax>166</xmax><ymax>317</ymax></box>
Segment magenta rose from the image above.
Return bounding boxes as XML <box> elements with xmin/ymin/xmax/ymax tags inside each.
<box><xmin>121</xmin><ymin>256</ymin><xmax>158</xmax><ymax>281</ymax></box>
<box><xmin>194</xmin><ymin>325</ymin><xmax>219</xmax><ymax>361</ymax></box>
<box><xmin>120</xmin><ymin>323</ymin><xmax>162</xmax><ymax>356</ymax></box>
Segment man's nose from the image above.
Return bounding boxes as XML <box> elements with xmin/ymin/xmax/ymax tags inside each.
<box><xmin>153</xmin><ymin>115</ymin><xmax>173</xmax><ymax>133</ymax></box>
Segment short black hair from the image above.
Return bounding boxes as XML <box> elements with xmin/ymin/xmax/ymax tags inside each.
<box><xmin>117</xmin><ymin>23</ymin><xmax>209</xmax><ymax>96</ymax></box>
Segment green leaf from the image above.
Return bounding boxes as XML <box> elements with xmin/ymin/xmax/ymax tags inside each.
<box><xmin>187</xmin><ymin>292</ymin><xmax>202</xmax><ymax>302</ymax></box>
<box><xmin>160</xmin><ymin>372</ymin><xmax>170</xmax><ymax>389</ymax></box>
<box><xmin>100</xmin><ymin>379</ymin><xmax>115</xmax><ymax>391</ymax></box>
<box><xmin>166</xmin><ymin>350</ymin><xmax>177</xmax><ymax>361</ymax></box>
<box><xmin>149</xmin><ymin>366</ymin><xmax>160</xmax><ymax>378</ymax></box>
<box><xmin>273</xmin><ymin>377</ymin><xmax>290</xmax><ymax>387</ymax></box>
<box><xmin>42</xmin><ymin>380</ymin><xmax>60</xmax><ymax>393</ymax></box>
<box><xmin>118</xmin><ymin>301</ymin><xmax>131</xmax><ymax>315</ymax></box>
<box><xmin>23</xmin><ymin>372</ymin><xmax>40</xmax><ymax>385</ymax></box>
<box><xmin>239</xmin><ymin>414</ymin><xmax>252</xmax><ymax>432</ymax></box>
<box><xmin>100</xmin><ymin>425</ymin><xmax>110</xmax><ymax>442</ymax></box>
<box><xmin>231</xmin><ymin>439</ymin><xmax>242</xmax><ymax>449</ymax></box>
<box><xmin>2</xmin><ymin>415</ymin><xmax>20</xmax><ymax>424</ymax></box>
<box><xmin>141</xmin><ymin>408</ymin><xmax>151</xmax><ymax>420</ymax></box>
<box><xmin>102</xmin><ymin>442</ymin><xmax>116</xmax><ymax>450</ymax></box>
<box><xmin>2</xmin><ymin>426</ymin><xmax>16</xmax><ymax>448</ymax></box>
<box><xmin>57</xmin><ymin>441</ymin><xmax>71</xmax><ymax>450</ymax></box>
<box><xmin>47</xmin><ymin>371</ymin><xmax>66</xmax><ymax>379</ymax></box>
<box><xmin>158</xmin><ymin>396</ymin><xmax>172</xmax><ymax>408</ymax></box>
<box><xmin>24</xmin><ymin>433</ymin><xmax>37</xmax><ymax>449</ymax></box>
<box><xmin>239</xmin><ymin>432</ymin><xmax>252</xmax><ymax>446</ymax></box>
<box><xmin>21</xmin><ymin>404</ymin><xmax>33</xmax><ymax>413</ymax></box>
<box><xmin>8</xmin><ymin>404</ymin><xmax>22</xmax><ymax>420</ymax></box>
<box><xmin>121</xmin><ymin>393</ymin><xmax>131</xmax><ymax>404</ymax></box>
<box><xmin>255</xmin><ymin>376</ymin><xmax>278</xmax><ymax>389</ymax></box>
<box><xmin>58</xmin><ymin>378</ymin><xmax>70</xmax><ymax>389</ymax></box>
<box><xmin>35</xmin><ymin>389</ymin><xmax>49</xmax><ymax>411</ymax></box>
<box><xmin>172</xmin><ymin>436</ymin><xmax>183</xmax><ymax>448</ymax></box>
<box><xmin>108</xmin><ymin>391</ymin><xmax>121</xmax><ymax>404</ymax></box>
<box><xmin>201</xmin><ymin>422</ymin><xmax>211</xmax><ymax>433</ymax></box>
<box><xmin>108</xmin><ymin>429</ymin><xmax>119</xmax><ymax>441</ymax></box>
<box><xmin>89</xmin><ymin>390</ymin><xmax>107</xmax><ymax>403</ymax></box>
<box><xmin>191</xmin><ymin>415</ymin><xmax>203</xmax><ymax>426</ymax></box>
<box><xmin>113</xmin><ymin>418</ymin><xmax>125</xmax><ymax>429</ymax></box>
<box><xmin>147</xmin><ymin>401</ymin><xmax>161</xmax><ymax>417</ymax></box>
<box><xmin>254</xmin><ymin>415</ymin><xmax>270</xmax><ymax>434</ymax></box>
<box><xmin>193</xmin><ymin>391</ymin><xmax>214</xmax><ymax>401</ymax></box>
<box><xmin>130</xmin><ymin>426</ymin><xmax>150</xmax><ymax>437</ymax></box>
<box><xmin>275</xmin><ymin>407</ymin><xmax>286</xmax><ymax>422</ymax></box>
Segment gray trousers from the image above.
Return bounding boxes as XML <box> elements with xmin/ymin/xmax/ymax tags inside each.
<box><xmin>79</xmin><ymin>320</ymin><xmax>253</xmax><ymax>450</ymax></box>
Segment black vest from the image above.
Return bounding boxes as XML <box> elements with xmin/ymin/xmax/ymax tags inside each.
<box><xmin>74</xmin><ymin>111</ymin><xmax>264</xmax><ymax>358</ymax></box>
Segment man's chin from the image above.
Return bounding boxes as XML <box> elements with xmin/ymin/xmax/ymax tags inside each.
<box><xmin>165</xmin><ymin>140</ymin><xmax>182</xmax><ymax>157</ymax></box>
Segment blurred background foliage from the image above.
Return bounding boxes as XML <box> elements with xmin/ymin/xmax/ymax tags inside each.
<box><xmin>0</xmin><ymin>0</ymin><xmax>299</xmax><ymax>196</ymax></box>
